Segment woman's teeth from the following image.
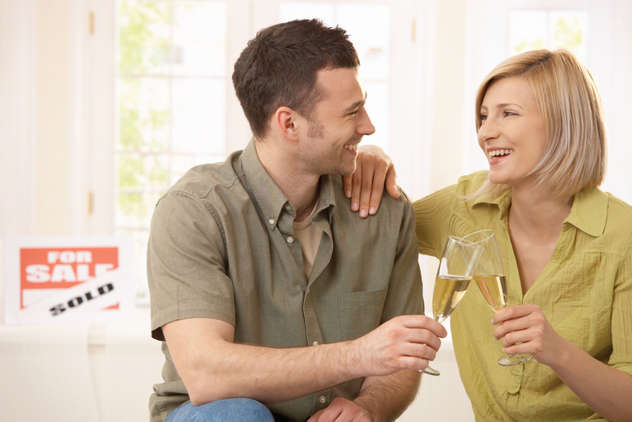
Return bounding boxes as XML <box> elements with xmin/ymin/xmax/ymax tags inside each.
<box><xmin>489</xmin><ymin>149</ymin><xmax>511</xmax><ymax>158</ymax></box>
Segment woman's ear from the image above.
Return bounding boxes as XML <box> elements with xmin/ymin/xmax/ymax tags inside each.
<box><xmin>274</xmin><ymin>106</ymin><xmax>300</xmax><ymax>142</ymax></box>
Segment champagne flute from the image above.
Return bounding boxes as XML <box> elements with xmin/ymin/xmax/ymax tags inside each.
<box><xmin>464</xmin><ymin>229</ymin><xmax>533</xmax><ymax>366</ymax></box>
<box><xmin>423</xmin><ymin>235</ymin><xmax>482</xmax><ymax>376</ymax></box>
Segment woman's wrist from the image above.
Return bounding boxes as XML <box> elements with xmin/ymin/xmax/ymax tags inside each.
<box><xmin>546</xmin><ymin>335</ymin><xmax>579</xmax><ymax>372</ymax></box>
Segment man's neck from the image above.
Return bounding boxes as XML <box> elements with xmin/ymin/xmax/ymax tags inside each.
<box><xmin>254</xmin><ymin>139</ymin><xmax>320</xmax><ymax>222</ymax></box>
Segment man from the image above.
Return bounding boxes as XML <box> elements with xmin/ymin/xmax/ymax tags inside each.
<box><xmin>148</xmin><ymin>19</ymin><xmax>445</xmax><ymax>422</ymax></box>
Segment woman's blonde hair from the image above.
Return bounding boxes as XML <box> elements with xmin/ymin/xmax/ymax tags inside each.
<box><xmin>474</xmin><ymin>49</ymin><xmax>606</xmax><ymax>200</ymax></box>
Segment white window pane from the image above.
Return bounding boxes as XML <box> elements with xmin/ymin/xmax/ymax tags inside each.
<box><xmin>280</xmin><ymin>3</ymin><xmax>390</xmax><ymax>80</ymax></box>
<box><xmin>172</xmin><ymin>78</ymin><xmax>225</xmax><ymax>154</ymax></box>
<box><xmin>338</xmin><ymin>4</ymin><xmax>390</xmax><ymax>80</ymax></box>
<box><xmin>118</xmin><ymin>0</ymin><xmax>171</xmax><ymax>75</ymax></box>
<box><xmin>509</xmin><ymin>9</ymin><xmax>588</xmax><ymax>61</ymax></box>
<box><xmin>362</xmin><ymin>81</ymin><xmax>389</xmax><ymax>152</ymax></box>
<box><xmin>509</xmin><ymin>10</ymin><xmax>547</xmax><ymax>54</ymax></box>
<box><xmin>116</xmin><ymin>0</ymin><xmax>229</xmax><ymax>304</ymax></box>
<box><xmin>115</xmin><ymin>229</ymin><xmax>150</xmax><ymax>301</ymax></box>
<box><xmin>118</xmin><ymin>77</ymin><xmax>170</xmax><ymax>152</ymax></box>
<box><xmin>116</xmin><ymin>190</ymin><xmax>164</xmax><ymax>228</ymax></box>
<box><xmin>170</xmin><ymin>154</ymin><xmax>221</xmax><ymax>184</ymax></box>
<box><xmin>172</xmin><ymin>1</ymin><xmax>226</xmax><ymax>76</ymax></box>
<box><xmin>550</xmin><ymin>11</ymin><xmax>587</xmax><ymax>61</ymax></box>
<box><xmin>117</xmin><ymin>152</ymin><xmax>170</xmax><ymax>190</ymax></box>
<box><xmin>280</xmin><ymin>3</ymin><xmax>335</xmax><ymax>24</ymax></box>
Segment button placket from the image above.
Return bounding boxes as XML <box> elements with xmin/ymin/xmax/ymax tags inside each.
<box><xmin>507</xmin><ymin>363</ymin><xmax>523</xmax><ymax>394</ymax></box>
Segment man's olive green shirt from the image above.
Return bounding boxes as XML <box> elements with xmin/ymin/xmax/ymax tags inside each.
<box><xmin>147</xmin><ymin>141</ymin><xmax>423</xmax><ymax>422</ymax></box>
<box><xmin>414</xmin><ymin>171</ymin><xmax>632</xmax><ymax>422</ymax></box>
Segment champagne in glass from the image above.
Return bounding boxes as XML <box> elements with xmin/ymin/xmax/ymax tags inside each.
<box><xmin>464</xmin><ymin>230</ymin><xmax>532</xmax><ymax>366</ymax></box>
<box><xmin>475</xmin><ymin>274</ymin><xmax>507</xmax><ymax>310</ymax></box>
<box><xmin>423</xmin><ymin>235</ymin><xmax>481</xmax><ymax>376</ymax></box>
<box><xmin>432</xmin><ymin>275</ymin><xmax>472</xmax><ymax>321</ymax></box>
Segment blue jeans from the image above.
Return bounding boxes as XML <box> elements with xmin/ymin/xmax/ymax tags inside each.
<box><xmin>165</xmin><ymin>398</ymin><xmax>276</xmax><ymax>422</ymax></box>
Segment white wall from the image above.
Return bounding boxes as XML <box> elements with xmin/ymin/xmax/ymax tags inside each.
<box><xmin>34</xmin><ymin>0</ymin><xmax>80</xmax><ymax>235</ymax></box>
<box><xmin>0</xmin><ymin>0</ymin><xmax>36</xmax><ymax>238</ymax></box>
<box><xmin>0</xmin><ymin>0</ymin><xmax>36</xmax><ymax>328</ymax></box>
<box><xmin>0</xmin><ymin>0</ymin><xmax>79</xmax><ymax>237</ymax></box>
<box><xmin>429</xmin><ymin>0</ymin><xmax>468</xmax><ymax>191</ymax></box>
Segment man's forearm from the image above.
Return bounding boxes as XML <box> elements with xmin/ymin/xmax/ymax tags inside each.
<box><xmin>165</xmin><ymin>316</ymin><xmax>443</xmax><ymax>408</ymax></box>
<box><xmin>353</xmin><ymin>370</ymin><xmax>421</xmax><ymax>422</ymax></box>
<box><xmin>188</xmin><ymin>337</ymin><xmax>363</xmax><ymax>405</ymax></box>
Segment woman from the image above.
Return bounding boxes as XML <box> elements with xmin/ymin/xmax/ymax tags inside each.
<box><xmin>347</xmin><ymin>49</ymin><xmax>632</xmax><ymax>421</ymax></box>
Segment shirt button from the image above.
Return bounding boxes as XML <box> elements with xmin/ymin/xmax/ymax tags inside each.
<box><xmin>318</xmin><ymin>395</ymin><xmax>327</xmax><ymax>404</ymax></box>
<box><xmin>286</xmin><ymin>236</ymin><xmax>295</xmax><ymax>244</ymax></box>
<box><xmin>268</xmin><ymin>218</ymin><xmax>275</xmax><ymax>225</ymax></box>
<box><xmin>312</xmin><ymin>341</ymin><xmax>319</xmax><ymax>346</ymax></box>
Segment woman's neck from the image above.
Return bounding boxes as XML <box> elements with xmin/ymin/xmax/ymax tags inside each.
<box><xmin>509</xmin><ymin>184</ymin><xmax>573</xmax><ymax>240</ymax></box>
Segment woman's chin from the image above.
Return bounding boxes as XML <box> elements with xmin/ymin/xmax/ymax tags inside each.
<box><xmin>487</xmin><ymin>172</ymin><xmax>514</xmax><ymax>187</ymax></box>
<box><xmin>487</xmin><ymin>172</ymin><xmax>504</xmax><ymax>185</ymax></box>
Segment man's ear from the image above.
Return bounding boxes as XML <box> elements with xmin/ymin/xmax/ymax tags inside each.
<box><xmin>274</xmin><ymin>106</ymin><xmax>300</xmax><ymax>142</ymax></box>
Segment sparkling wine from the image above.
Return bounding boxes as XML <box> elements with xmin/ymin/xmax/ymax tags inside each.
<box><xmin>474</xmin><ymin>274</ymin><xmax>507</xmax><ymax>311</ymax></box>
<box><xmin>432</xmin><ymin>275</ymin><xmax>472</xmax><ymax>321</ymax></box>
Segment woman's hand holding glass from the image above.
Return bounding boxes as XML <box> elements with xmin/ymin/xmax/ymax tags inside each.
<box><xmin>492</xmin><ymin>304</ymin><xmax>569</xmax><ymax>367</ymax></box>
<box><xmin>465</xmin><ymin>229</ymin><xmax>532</xmax><ymax>366</ymax></box>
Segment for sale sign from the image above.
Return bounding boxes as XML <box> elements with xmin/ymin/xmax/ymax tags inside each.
<box><xmin>3</xmin><ymin>237</ymin><xmax>134</xmax><ymax>325</ymax></box>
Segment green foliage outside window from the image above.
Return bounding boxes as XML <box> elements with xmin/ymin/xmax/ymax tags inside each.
<box><xmin>513</xmin><ymin>39</ymin><xmax>545</xmax><ymax>54</ymax></box>
<box><xmin>513</xmin><ymin>14</ymin><xmax>584</xmax><ymax>58</ymax></box>
<box><xmin>553</xmin><ymin>16</ymin><xmax>583</xmax><ymax>55</ymax></box>
<box><xmin>117</xmin><ymin>0</ymin><xmax>171</xmax><ymax>221</ymax></box>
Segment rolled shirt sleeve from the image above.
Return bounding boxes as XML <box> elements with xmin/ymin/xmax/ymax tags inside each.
<box><xmin>382</xmin><ymin>193</ymin><xmax>424</xmax><ymax>320</ymax></box>
<box><xmin>148</xmin><ymin>190</ymin><xmax>235</xmax><ymax>341</ymax></box>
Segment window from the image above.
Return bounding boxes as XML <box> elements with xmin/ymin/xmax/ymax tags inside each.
<box><xmin>116</xmin><ymin>0</ymin><xmax>229</xmax><ymax>301</ymax></box>
<box><xmin>509</xmin><ymin>10</ymin><xmax>587</xmax><ymax>61</ymax></box>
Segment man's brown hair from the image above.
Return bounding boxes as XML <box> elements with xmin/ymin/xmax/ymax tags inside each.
<box><xmin>232</xmin><ymin>19</ymin><xmax>360</xmax><ymax>138</ymax></box>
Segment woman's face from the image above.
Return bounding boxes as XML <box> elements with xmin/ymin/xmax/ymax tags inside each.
<box><xmin>478</xmin><ymin>76</ymin><xmax>547</xmax><ymax>189</ymax></box>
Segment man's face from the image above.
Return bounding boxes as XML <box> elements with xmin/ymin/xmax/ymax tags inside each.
<box><xmin>297</xmin><ymin>67</ymin><xmax>375</xmax><ymax>176</ymax></box>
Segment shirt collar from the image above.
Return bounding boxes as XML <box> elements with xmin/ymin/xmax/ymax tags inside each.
<box><xmin>469</xmin><ymin>185</ymin><xmax>607</xmax><ymax>237</ymax></box>
<box><xmin>471</xmin><ymin>189</ymin><xmax>513</xmax><ymax>220</ymax></box>
<box><xmin>563</xmin><ymin>186</ymin><xmax>608</xmax><ymax>237</ymax></box>
<box><xmin>239</xmin><ymin>140</ymin><xmax>336</xmax><ymax>227</ymax></box>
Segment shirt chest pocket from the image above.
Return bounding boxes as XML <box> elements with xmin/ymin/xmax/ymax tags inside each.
<box><xmin>337</xmin><ymin>289</ymin><xmax>388</xmax><ymax>340</ymax></box>
<box><xmin>552</xmin><ymin>251</ymin><xmax>614</xmax><ymax>351</ymax></box>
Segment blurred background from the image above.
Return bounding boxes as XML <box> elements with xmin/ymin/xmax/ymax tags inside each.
<box><xmin>1</xmin><ymin>0</ymin><xmax>631</xmax><ymax>421</ymax></box>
